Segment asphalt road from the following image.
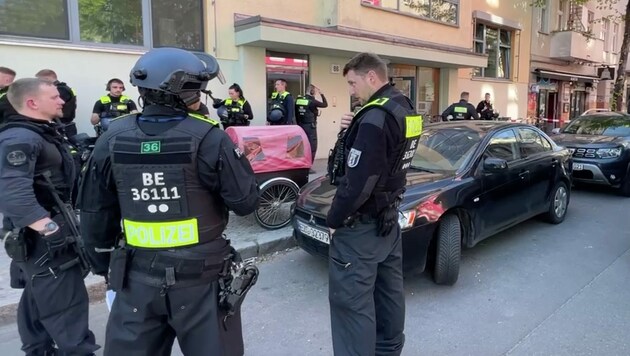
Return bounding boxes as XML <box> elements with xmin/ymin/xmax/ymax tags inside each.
<box><xmin>0</xmin><ymin>186</ymin><xmax>629</xmax><ymax>356</ymax></box>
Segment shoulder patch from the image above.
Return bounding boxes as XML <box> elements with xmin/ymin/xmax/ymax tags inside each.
<box><xmin>234</xmin><ymin>147</ymin><xmax>243</xmax><ymax>159</ymax></box>
<box><xmin>347</xmin><ymin>148</ymin><xmax>362</xmax><ymax>168</ymax></box>
<box><xmin>6</xmin><ymin>150</ymin><xmax>27</xmax><ymax>166</ymax></box>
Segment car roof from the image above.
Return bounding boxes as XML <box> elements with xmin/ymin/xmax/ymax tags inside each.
<box><xmin>579</xmin><ymin>112</ymin><xmax>630</xmax><ymax>119</ymax></box>
<box><xmin>425</xmin><ymin>121</ymin><xmax>529</xmax><ymax>135</ymax></box>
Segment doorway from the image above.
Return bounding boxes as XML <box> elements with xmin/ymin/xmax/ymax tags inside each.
<box><xmin>569</xmin><ymin>91</ymin><xmax>586</xmax><ymax>120</ymax></box>
<box><xmin>265</xmin><ymin>51</ymin><xmax>309</xmax><ymax>99</ymax></box>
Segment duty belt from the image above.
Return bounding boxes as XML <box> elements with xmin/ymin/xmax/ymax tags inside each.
<box><xmin>130</xmin><ymin>249</ymin><xmax>227</xmax><ymax>279</ymax></box>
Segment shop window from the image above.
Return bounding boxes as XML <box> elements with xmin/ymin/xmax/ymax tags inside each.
<box><xmin>0</xmin><ymin>0</ymin><xmax>204</xmax><ymax>51</ymax></box>
<box><xmin>473</xmin><ymin>23</ymin><xmax>512</xmax><ymax>80</ymax></box>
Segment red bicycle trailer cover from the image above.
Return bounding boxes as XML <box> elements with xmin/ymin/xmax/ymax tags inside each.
<box><xmin>225</xmin><ymin>125</ymin><xmax>312</xmax><ymax>173</ymax></box>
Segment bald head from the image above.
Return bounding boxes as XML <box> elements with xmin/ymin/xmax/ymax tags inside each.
<box><xmin>8</xmin><ymin>78</ymin><xmax>65</xmax><ymax>121</ymax></box>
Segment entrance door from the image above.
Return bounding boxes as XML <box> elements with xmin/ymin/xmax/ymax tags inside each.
<box><xmin>569</xmin><ymin>91</ymin><xmax>586</xmax><ymax>119</ymax></box>
<box><xmin>547</xmin><ymin>92</ymin><xmax>557</xmax><ymax>123</ymax></box>
<box><xmin>265</xmin><ymin>52</ymin><xmax>309</xmax><ymax>99</ymax></box>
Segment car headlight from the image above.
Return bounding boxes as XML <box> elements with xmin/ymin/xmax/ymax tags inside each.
<box><xmin>398</xmin><ymin>210</ymin><xmax>416</xmax><ymax>230</ymax></box>
<box><xmin>596</xmin><ymin>147</ymin><xmax>623</xmax><ymax>158</ymax></box>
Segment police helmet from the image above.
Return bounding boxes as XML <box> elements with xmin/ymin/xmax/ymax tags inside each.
<box><xmin>130</xmin><ymin>48</ymin><xmax>225</xmax><ymax>94</ymax></box>
<box><xmin>268</xmin><ymin>108</ymin><xmax>285</xmax><ymax>123</ymax></box>
<box><xmin>217</xmin><ymin>106</ymin><xmax>229</xmax><ymax>121</ymax></box>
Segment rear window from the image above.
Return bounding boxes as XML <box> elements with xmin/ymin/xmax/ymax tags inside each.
<box><xmin>562</xmin><ymin>116</ymin><xmax>630</xmax><ymax>136</ymax></box>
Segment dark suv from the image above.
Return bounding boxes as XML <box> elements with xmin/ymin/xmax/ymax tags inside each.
<box><xmin>551</xmin><ymin>112</ymin><xmax>630</xmax><ymax>196</ymax></box>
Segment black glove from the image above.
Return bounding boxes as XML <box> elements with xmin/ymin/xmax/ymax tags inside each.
<box><xmin>376</xmin><ymin>206</ymin><xmax>398</xmax><ymax>237</ymax></box>
<box><xmin>213</xmin><ymin>98</ymin><xmax>223</xmax><ymax>106</ymax></box>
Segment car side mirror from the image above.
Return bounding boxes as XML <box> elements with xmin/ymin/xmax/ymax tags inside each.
<box><xmin>551</xmin><ymin>128</ymin><xmax>561</xmax><ymax>135</ymax></box>
<box><xmin>483</xmin><ymin>157</ymin><xmax>508</xmax><ymax>172</ymax></box>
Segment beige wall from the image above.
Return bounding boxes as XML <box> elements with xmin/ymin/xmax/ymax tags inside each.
<box><xmin>456</xmin><ymin>0</ymin><xmax>533</xmax><ymax>120</ymax></box>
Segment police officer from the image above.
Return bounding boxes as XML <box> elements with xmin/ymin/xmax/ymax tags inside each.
<box><xmin>0</xmin><ymin>67</ymin><xmax>17</xmax><ymax>123</ymax></box>
<box><xmin>90</xmin><ymin>78</ymin><xmax>139</xmax><ymax>135</ymax></box>
<box><xmin>0</xmin><ymin>78</ymin><xmax>99</xmax><ymax>355</ymax></box>
<box><xmin>441</xmin><ymin>91</ymin><xmax>479</xmax><ymax>121</ymax></box>
<box><xmin>327</xmin><ymin>52</ymin><xmax>422</xmax><ymax>356</ymax></box>
<box><xmin>212</xmin><ymin>83</ymin><xmax>254</xmax><ymax>130</ymax></box>
<box><xmin>295</xmin><ymin>84</ymin><xmax>328</xmax><ymax>163</ymax></box>
<box><xmin>78</xmin><ymin>48</ymin><xmax>259</xmax><ymax>356</ymax></box>
<box><xmin>35</xmin><ymin>69</ymin><xmax>78</xmax><ymax>138</ymax></box>
<box><xmin>476</xmin><ymin>92</ymin><xmax>498</xmax><ymax>120</ymax></box>
<box><xmin>267</xmin><ymin>79</ymin><xmax>294</xmax><ymax>125</ymax></box>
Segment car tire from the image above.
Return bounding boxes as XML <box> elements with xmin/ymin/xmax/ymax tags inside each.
<box><xmin>619</xmin><ymin>175</ymin><xmax>630</xmax><ymax>197</ymax></box>
<box><xmin>433</xmin><ymin>214</ymin><xmax>461</xmax><ymax>286</ymax></box>
<box><xmin>544</xmin><ymin>181</ymin><xmax>569</xmax><ymax>224</ymax></box>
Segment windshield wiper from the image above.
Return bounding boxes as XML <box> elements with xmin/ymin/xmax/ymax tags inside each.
<box><xmin>410</xmin><ymin>166</ymin><xmax>436</xmax><ymax>173</ymax></box>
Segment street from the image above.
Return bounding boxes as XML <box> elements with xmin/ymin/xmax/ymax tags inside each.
<box><xmin>0</xmin><ymin>186</ymin><xmax>629</xmax><ymax>355</ymax></box>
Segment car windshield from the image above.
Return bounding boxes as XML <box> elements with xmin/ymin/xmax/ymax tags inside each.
<box><xmin>562</xmin><ymin>116</ymin><xmax>630</xmax><ymax>136</ymax></box>
<box><xmin>411</xmin><ymin>127</ymin><xmax>482</xmax><ymax>172</ymax></box>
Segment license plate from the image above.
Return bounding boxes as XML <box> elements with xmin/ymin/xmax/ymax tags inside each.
<box><xmin>573</xmin><ymin>163</ymin><xmax>584</xmax><ymax>171</ymax></box>
<box><xmin>297</xmin><ymin>220</ymin><xmax>330</xmax><ymax>244</ymax></box>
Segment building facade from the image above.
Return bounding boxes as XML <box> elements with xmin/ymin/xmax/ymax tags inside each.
<box><xmin>529</xmin><ymin>0</ymin><xmax>626</xmax><ymax>130</ymax></box>
<box><xmin>1</xmin><ymin>1</ymin><xmax>574</xmax><ymax>158</ymax></box>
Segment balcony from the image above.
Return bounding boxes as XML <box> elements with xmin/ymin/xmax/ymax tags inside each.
<box><xmin>549</xmin><ymin>31</ymin><xmax>604</xmax><ymax>63</ymax></box>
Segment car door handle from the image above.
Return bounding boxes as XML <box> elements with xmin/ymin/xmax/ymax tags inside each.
<box><xmin>519</xmin><ymin>170</ymin><xmax>529</xmax><ymax>179</ymax></box>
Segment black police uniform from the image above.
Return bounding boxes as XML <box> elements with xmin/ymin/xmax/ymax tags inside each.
<box><xmin>295</xmin><ymin>93</ymin><xmax>327</xmax><ymax>162</ymax></box>
<box><xmin>0</xmin><ymin>86</ymin><xmax>18</xmax><ymax>123</ymax></box>
<box><xmin>441</xmin><ymin>99</ymin><xmax>479</xmax><ymax>121</ymax></box>
<box><xmin>79</xmin><ymin>105</ymin><xmax>259</xmax><ymax>356</ymax></box>
<box><xmin>326</xmin><ymin>84</ymin><xmax>422</xmax><ymax>356</ymax></box>
<box><xmin>213</xmin><ymin>98</ymin><xmax>254</xmax><ymax>130</ymax></box>
<box><xmin>54</xmin><ymin>81</ymin><xmax>78</xmax><ymax>138</ymax></box>
<box><xmin>476</xmin><ymin>99</ymin><xmax>497</xmax><ymax>120</ymax></box>
<box><xmin>0</xmin><ymin>114</ymin><xmax>98</xmax><ymax>356</ymax></box>
<box><xmin>92</xmin><ymin>94</ymin><xmax>138</xmax><ymax>135</ymax></box>
<box><xmin>267</xmin><ymin>91</ymin><xmax>295</xmax><ymax>125</ymax></box>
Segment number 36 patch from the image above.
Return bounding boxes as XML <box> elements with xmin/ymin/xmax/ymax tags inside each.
<box><xmin>347</xmin><ymin>148</ymin><xmax>362</xmax><ymax>168</ymax></box>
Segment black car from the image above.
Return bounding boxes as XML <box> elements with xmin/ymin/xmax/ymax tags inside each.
<box><xmin>293</xmin><ymin>121</ymin><xmax>572</xmax><ymax>285</ymax></box>
<box><xmin>550</xmin><ymin>112</ymin><xmax>630</xmax><ymax>196</ymax></box>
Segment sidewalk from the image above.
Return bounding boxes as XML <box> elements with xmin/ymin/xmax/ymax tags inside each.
<box><xmin>0</xmin><ymin>158</ymin><xmax>329</xmax><ymax>324</ymax></box>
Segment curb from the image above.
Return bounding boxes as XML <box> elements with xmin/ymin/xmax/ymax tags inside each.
<box><xmin>0</xmin><ymin>233</ymin><xmax>296</xmax><ymax>326</ymax></box>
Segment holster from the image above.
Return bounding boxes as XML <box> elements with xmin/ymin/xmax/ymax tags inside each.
<box><xmin>218</xmin><ymin>248</ymin><xmax>259</xmax><ymax>329</ymax></box>
<box><xmin>108</xmin><ymin>247</ymin><xmax>129</xmax><ymax>292</ymax></box>
<box><xmin>3</xmin><ymin>229</ymin><xmax>29</xmax><ymax>263</ymax></box>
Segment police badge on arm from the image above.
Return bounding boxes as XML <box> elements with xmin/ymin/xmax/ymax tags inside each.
<box><xmin>347</xmin><ymin>148</ymin><xmax>361</xmax><ymax>168</ymax></box>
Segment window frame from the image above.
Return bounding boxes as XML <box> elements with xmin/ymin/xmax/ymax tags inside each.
<box><xmin>516</xmin><ymin>127</ymin><xmax>552</xmax><ymax>157</ymax></box>
<box><xmin>612</xmin><ymin>22</ymin><xmax>619</xmax><ymax>52</ymax></box>
<box><xmin>0</xmin><ymin>0</ymin><xmax>204</xmax><ymax>51</ymax></box>
<box><xmin>539</xmin><ymin>0</ymin><xmax>550</xmax><ymax>34</ymax></box>
<box><xmin>483</xmin><ymin>128</ymin><xmax>522</xmax><ymax>163</ymax></box>
<box><xmin>601</xmin><ymin>18</ymin><xmax>610</xmax><ymax>52</ymax></box>
<box><xmin>361</xmin><ymin>0</ymin><xmax>460</xmax><ymax>26</ymax></box>
<box><xmin>473</xmin><ymin>22</ymin><xmax>512</xmax><ymax>80</ymax></box>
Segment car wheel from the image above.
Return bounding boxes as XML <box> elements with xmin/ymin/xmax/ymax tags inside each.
<box><xmin>433</xmin><ymin>214</ymin><xmax>461</xmax><ymax>286</ymax></box>
<box><xmin>544</xmin><ymin>181</ymin><xmax>569</xmax><ymax>224</ymax></box>
<box><xmin>619</xmin><ymin>175</ymin><xmax>630</xmax><ymax>197</ymax></box>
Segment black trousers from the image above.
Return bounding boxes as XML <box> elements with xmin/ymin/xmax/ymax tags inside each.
<box><xmin>299</xmin><ymin>122</ymin><xmax>317</xmax><ymax>163</ymax></box>
<box><xmin>16</xmin><ymin>235</ymin><xmax>98</xmax><ymax>355</ymax></box>
<box><xmin>328</xmin><ymin>222</ymin><xmax>405</xmax><ymax>356</ymax></box>
<box><xmin>105</xmin><ymin>278</ymin><xmax>243</xmax><ymax>356</ymax></box>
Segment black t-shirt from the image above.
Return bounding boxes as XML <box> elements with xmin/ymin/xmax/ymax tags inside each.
<box><xmin>92</xmin><ymin>94</ymin><xmax>138</xmax><ymax>116</ymax></box>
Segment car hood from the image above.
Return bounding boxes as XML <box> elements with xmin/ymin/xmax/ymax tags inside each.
<box><xmin>296</xmin><ymin>170</ymin><xmax>454</xmax><ymax>217</ymax></box>
<box><xmin>552</xmin><ymin>133</ymin><xmax>625</xmax><ymax>146</ymax></box>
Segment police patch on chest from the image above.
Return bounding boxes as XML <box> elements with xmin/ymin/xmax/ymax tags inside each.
<box><xmin>347</xmin><ymin>148</ymin><xmax>362</xmax><ymax>168</ymax></box>
<box><xmin>6</xmin><ymin>150</ymin><xmax>27</xmax><ymax>166</ymax></box>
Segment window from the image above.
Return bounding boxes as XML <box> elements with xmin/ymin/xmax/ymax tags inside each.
<box><xmin>587</xmin><ymin>10</ymin><xmax>595</xmax><ymax>33</ymax></box>
<box><xmin>362</xmin><ymin>0</ymin><xmax>459</xmax><ymax>25</ymax></box>
<box><xmin>0</xmin><ymin>0</ymin><xmax>70</xmax><ymax>40</ymax></box>
<box><xmin>602</xmin><ymin>19</ymin><xmax>610</xmax><ymax>51</ymax></box>
<box><xmin>474</xmin><ymin>23</ymin><xmax>512</xmax><ymax>80</ymax></box>
<box><xmin>613</xmin><ymin>23</ymin><xmax>619</xmax><ymax>52</ymax></box>
<box><xmin>485</xmin><ymin>129</ymin><xmax>519</xmax><ymax>162</ymax></box>
<box><xmin>539</xmin><ymin>0</ymin><xmax>549</xmax><ymax>33</ymax></box>
<box><xmin>517</xmin><ymin>128</ymin><xmax>551</xmax><ymax>156</ymax></box>
<box><xmin>0</xmin><ymin>0</ymin><xmax>204</xmax><ymax>51</ymax></box>
<box><xmin>558</xmin><ymin>0</ymin><xmax>567</xmax><ymax>31</ymax></box>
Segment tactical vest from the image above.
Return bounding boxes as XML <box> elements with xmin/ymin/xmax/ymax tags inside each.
<box><xmin>268</xmin><ymin>91</ymin><xmax>290</xmax><ymax>123</ymax></box>
<box><xmin>107</xmin><ymin>113</ymin><xmax>226</xmax><ymax>250</ymax></box>
<box><xmin>0</xmin><ymin>120</ymin><xmax>75</xmax><ymax>205</ymax></box>
<box><xmin>330</xmin><ymin>95</ymin><xmax>423</xmax><ymax>210</ymax></box>
<box><xmin>453</xmin><ymin>104</ymin><xmax>468</xmax><ymax>120</ymax></box>
<box><xmin>224</xmin><ymin>98</ymin><xmax>247</xmax><ymax>124</ymax></box>
<box><xmin>99</xmin><ymin>95</ymin><xmax>131</xmax><ymax>119</ymax></box>
<box><xmin>295</xmin><ymin>96</ymin><xmax>315</xmax><ymax>124</ymax></box>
